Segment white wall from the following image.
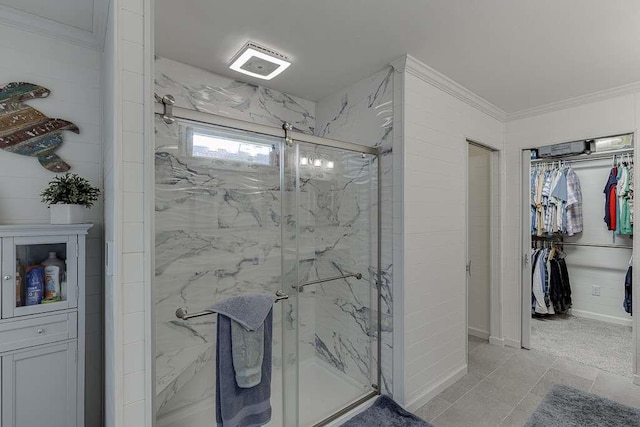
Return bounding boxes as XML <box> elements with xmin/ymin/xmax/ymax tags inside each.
<box><xmin>561</xmin><ymin>158</ymin><xmax>633</xmax><ymax>325</ymax></box>
<box><xmin>0</xmin><ymin>22</ymin><xmax>103</xmax><ymax>426</ymax></box>
<box><xmin>468</xmin><ymin>145</ymin><xmax>491</xmax><ymax>338</ymax></box>
<box><xmin>393</xmin><ymin>56</ymin><xmax>505</xmax><ymax>409</ymax></box>
<box><xmin>103</xmin><ymin>0</ymin><xmax>150</xmax><ymax>425</ymax></box>
<box><xmin>504</xmin><ymin>93</ymin><xmax>640</xmax><ymax>347</ymax></box>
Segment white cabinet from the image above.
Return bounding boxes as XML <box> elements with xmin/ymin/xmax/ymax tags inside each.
<box><xmin>0</xmin><ymin>225</ymin><xmax>90</xmax><ymax>427</ymax></box>
<box><xmin>2</xmin><ymin>341</ymin><xmax>78</xmax><ymax>427</ymax></box>
<box><xmin>1</xmin><ymin>235</ymin><xmax>79</xmax><ymax>319</ymax></box>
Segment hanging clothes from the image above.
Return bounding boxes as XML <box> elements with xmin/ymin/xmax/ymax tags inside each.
<box><xmin>531</xmin><ymin>244</ymin><xmax>572</xmax><ymax>316</ymax></box>
<box><xmin>624</xmin><ymin>256</ymin><xmax>632</xmax><ymax>316</ymax></box>
<box><xmin>565</xmin><ymin>168</ymin><xmax>583</xmax><ymax>236</ymax></box>
<box><xmin>617</xmin><ymin>158</ymin><xmax>634</xmax><ymax>235</ymax></box>
<box><xmin>603</xmin><ymin>166</ymin><xmax>618</xmax><ymax>231</ymax></box>
<box><xmin>624</xmin><ymin>266</ymin><xmax>632</xmax><ymax>315</ymax></box>
<box><xmin>531</xmin><ymin>163</ymin><xmax>582</xmax><ymax>237</ymax></box>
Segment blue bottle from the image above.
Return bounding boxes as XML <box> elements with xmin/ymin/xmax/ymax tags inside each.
<box><xmin>25</xmin><ymin>266</ymin><xmax>44</xmax><ymax>306</ymax></box>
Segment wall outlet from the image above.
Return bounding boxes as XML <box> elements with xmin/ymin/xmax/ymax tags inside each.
<box><xmin>592</xmin><ymin>285</ymin><xmax>601</xmax><ymax>296</ymax></box>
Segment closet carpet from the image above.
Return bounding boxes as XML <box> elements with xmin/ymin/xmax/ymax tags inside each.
<box><xmin>531</xmin><ymin>314</ymin><xmax>632</xmax><ymax>377</ymax></box>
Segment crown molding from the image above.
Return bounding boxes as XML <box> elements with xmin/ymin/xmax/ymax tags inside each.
<box><xmin>391</xmin><ymin>54</ymin><xmax>507</xmax><ymax>122</ymax></box>
<box><xmin>507</xmin><ymin>80</ymin><xmax>640</xmax><ymax>121</ymax></box>
<box><xmin>0</xmin><ymin>0</ymin><xmax>109</xmax><ymax>51</ymax></box>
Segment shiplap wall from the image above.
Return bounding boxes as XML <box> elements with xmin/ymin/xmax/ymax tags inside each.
<box><xmin>397</xmin><ymin>62</ymin><xmax>504</xmax><ymax>409</ymax></box>
<box><xmin>0</xmin><ymin>22</ymin><xmax>103</xmax><ymax>426</ymax></box>
<box><xmin>505</xmin><ymin>93</ymin><xmax>640</xmax><ymax>345</ymax></box>
<box><xmin>103</xmin><ymin>0</ymin><xmax>148</xmax><ymax>425</ymax></box>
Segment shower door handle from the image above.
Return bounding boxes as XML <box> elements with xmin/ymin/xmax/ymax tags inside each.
<box><xmin>294</xmin><ymin>272</ymin><xmax>363</xmax><ymax>290</ymax></box>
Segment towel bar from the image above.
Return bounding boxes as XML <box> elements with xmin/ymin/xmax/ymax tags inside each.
<box><xmin>175</xmin><ymin>290</ymin><xmax>289</xmax><ymax>320</ymax></box>
<box><xmin>295</xmin><ymin>272</ymin><xmax>363</xmax><ymax>289</ymax></box>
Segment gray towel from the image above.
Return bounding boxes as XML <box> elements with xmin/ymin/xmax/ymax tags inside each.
<box><xmin>212</xmin><ymin>294</ymin><xmax>276</xmax><ymax>387</ymax></box>
<box><xmin>213</xmin><ymin>295</ymin><xmax>275</xmax><ymax>427</ymax></box>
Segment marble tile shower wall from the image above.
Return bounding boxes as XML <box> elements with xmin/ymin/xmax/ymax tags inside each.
<box><xmin>295</xmin><ymin>144</ymin><xmax>378</xmax><ymax>389</ymax></box>
<box><xmin>154</xmin><ymin>56</ymin><xmax>315</xmax><ymax>133</ymax></box>
<box><xmin>154</xmin><ymin>56</ymin><xmax>394</xmax><ymax>416</ymax></box>
<box><xmin>315</xmin><ymin>67</ymin><xmax>394</xmax><ymax>393</ymax></box>
<box><xmin>154</xmin><ymin>118</ymin><xmax>289</xmax><ymax>415</ymax></box>
<box><xmin>154</xmin><ymin>56</ymin><xmax>317</xmax><ymax>416</ymax></box>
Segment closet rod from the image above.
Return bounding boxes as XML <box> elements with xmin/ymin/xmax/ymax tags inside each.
<box><xmin>531</xmin><ymin>148</ymin><xmax>634</xmax><ymax>164</ymax></box>
<box><xmin>549</xmin><ymin>242</ymin><xmax>633</xmax><ymax>250</ymax></box>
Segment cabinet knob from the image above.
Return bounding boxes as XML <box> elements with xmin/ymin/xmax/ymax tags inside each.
<box><xmin>3</xmin><ymin>275</ymin><xmax>10</xmax><ymax>281</ymax></box>
<box><xmin>37</xmin><ymin>328</ymin><xmax>44</xmax><ymax>334</ymax></box>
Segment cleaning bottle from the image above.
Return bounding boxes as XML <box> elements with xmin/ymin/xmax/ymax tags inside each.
<box><xmin>42</xmin><ymin>252</ymin><xmax>65</xmax><ymax>301</ymax></box>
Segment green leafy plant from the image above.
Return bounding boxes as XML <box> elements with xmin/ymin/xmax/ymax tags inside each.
<box><xmin>41</xmin><ymin>173</ymin><xmax>101</xmax><ymax>208</ymax></box>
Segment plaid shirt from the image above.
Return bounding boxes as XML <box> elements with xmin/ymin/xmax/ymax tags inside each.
<box><xmin>565</xmin><ymin>168</ymin><xmax>583</xmax><ymax>236</ymax></box>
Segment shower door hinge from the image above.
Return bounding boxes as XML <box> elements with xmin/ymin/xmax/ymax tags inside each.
<box><xmin>155</xmin><ymin>93</ymin><xmax>176</xmax><ymax>124</ymax></box>
<box><xmin>466</xmin><ymin>260</ymin><xmax>472</xmax><ymax>276</ymax></box>
<box><xmin>282</xmin><ymin>122</ymin><xmax>293</xmax><ymax>147</ymax></box>
<box><xmin>523</xmin><ymin>253</ymin><xmax>529</xmax><ymax>266</ymax></box>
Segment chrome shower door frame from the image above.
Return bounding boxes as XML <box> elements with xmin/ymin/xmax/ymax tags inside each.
<box><xmin>152</xmin><ymin>103</ymin><xmax>383</xmax><ymax>427</ymax></box>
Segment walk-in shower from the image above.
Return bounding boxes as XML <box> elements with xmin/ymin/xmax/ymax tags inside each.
<box><xmin>153</xmin><ymin>102</ymin><xmax>382</xmax><ymax>427</ymax></box>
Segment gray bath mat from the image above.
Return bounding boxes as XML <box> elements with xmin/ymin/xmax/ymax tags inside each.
<box><xmin>526</xmin><ymin>384</ymin><xmax>640</xmax><ymax>426</ymax></box>
<box><xmin>340</xmin><ymin>395</ymin><xmax>432</xmax><ymax>427</ymax></box>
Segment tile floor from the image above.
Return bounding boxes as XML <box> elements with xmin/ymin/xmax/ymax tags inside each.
<box><xmin>415</xmin><ymin>336</ymin><xmax>640</xmax><ymax>426</ymax></box>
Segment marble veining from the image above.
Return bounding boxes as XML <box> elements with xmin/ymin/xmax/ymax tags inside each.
<box><xmin>155</xmin><ymin>56</ymin><xmax>315</xmax><ymax>134</ymax></box>
<box><xmin>315</xmin><ymin>66</ymin><xmax>395</xmax><ymax>393</ymax></box>
<box><xmin>154</xmin><ymin>56</ymin><xmax>395</xmax><ymax>420</ymax></box>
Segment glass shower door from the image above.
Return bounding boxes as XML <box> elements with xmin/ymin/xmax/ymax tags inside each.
<box><xmin>154</xmin><ymin>118</ymin><xmax>291</xmax><ymax>427</ymax></box>
<box><xmin>154</xmin><ymin>115</ymin><xmax>379</xmax><ymax>427</ymax></box>
<box><xmin>284</xmin><ymin>139</ymin><xmax>379</xmax><ymax>426</ymax></box>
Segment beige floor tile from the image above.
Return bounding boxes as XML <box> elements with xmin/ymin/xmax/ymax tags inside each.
<box><xmin>468</xmin><ymin>336</ymin><xmax>487</xmax><ymax>353</ymax></box>
<box><xmin>437</xmin><ymin>372</ymin><xmax>484</xmax><ymax>403</ymax></box>
<box><xmin>551</xmin><ymin>358</ymin><xmax>599</xmax><ymax>381</ymax></box>
<box><xmin>513</xmin><ymin>348</ymin><xmax>557</xmax><ymax>369</ymax></box>
<box><xmin>434</xmin><ymin>389</ymin><xmax>513</xmax><ymax>427</ymax></box>
<box><xmin>513</xmin><ymin>392</ymin><xmax>543</xmax><ymax>415</ymax></box>
<box><xmin>590</xmin><ymin>371</ymin><xmax>640</xmax><ymax>408</ymax></box>
<box><xmin>468</xmin><ymin>344</ymin><xmax>516</xmax><ymax>376</ymax></box>
<box><xmin>498</xmin><ymin>393</ymin><xmax>543</xmax><ymax>426</ymax></box>
<box><xmin>498</xmin><ymin>409</ymin><xmax>531</xmax><ymax>427</ymax></box>
<box><xmin>414</xmin><ymin>396</ymin><xmax>452</xmax><ymax>422</ymax></box>
<box><xmin>495</xmin><ymin>353</ymin><xmax>549</xmax><ymax>382</ymax></box>
<box><xmin>531</xmin><ymin>368</ymin><xmax>593</xmax><ymax>398</ymax></box>
<box><xmin>431</xmin><ymin>406</ymin><xmax>477</xmax><ymax>427</ymax></box>
<box><xmin>472</xmin><ymin>372</ymin><xmax>536</xmax><ymax>407</ymax></box>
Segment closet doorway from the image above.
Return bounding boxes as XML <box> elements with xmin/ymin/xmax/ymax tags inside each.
<box><xmin>466</xmin><ymin>141</ymin><xmax>497</xmax><ymax>353</ymax></box>
<box><xmin>521</xmin><ymin>134</ymin><xmax>635</xmax><ymax>378</ymax></box>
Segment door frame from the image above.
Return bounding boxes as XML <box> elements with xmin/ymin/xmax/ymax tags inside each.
<box><xmin>521</xmin><ymin>150</ymin><xmax>532</xmax><ymax>349</ymax></box>
<box><xmin>520</xmin><ymin>135</ymin><xmax>640</xmax><ymax>385</ymax></box>
<box><xmin>465</xmin><ymin>140</ymin><xmax>501</xmax><ymax>362</ymax></box>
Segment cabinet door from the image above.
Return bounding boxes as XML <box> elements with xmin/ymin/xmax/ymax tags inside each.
<box><xmin>2</xmin><ymin>341</ymin><xmax>77</xmax><ymax>427</ymax></box>
<box><xmin>2</xmin><ymin>236</ymin><xmax>78</xmax><ymax>319</ymax></box>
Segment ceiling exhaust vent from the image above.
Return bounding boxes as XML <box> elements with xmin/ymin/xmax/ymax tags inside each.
<box><xmin>229</xmin><ymin>42</ymin><xmax>291</xmax><ymax>80</ymax></box>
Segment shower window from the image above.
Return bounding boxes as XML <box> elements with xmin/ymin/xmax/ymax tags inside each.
<box><xmin>182</xmin><ymin>122</ymin><xmax>274</xmax><ymax>165</ymax></box>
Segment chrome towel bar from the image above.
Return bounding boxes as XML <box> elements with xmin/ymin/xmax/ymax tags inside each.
<box><xmin>175</xmin><ymin>290</ymin><xmax>289</xmax><ymax>320</ymax></box>
<box><xmin>295</xmin><ymin>272</ymin><xmax>362</xmax><ymax>290</ymax></box>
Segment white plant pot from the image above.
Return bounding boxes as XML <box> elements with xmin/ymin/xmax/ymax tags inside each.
<box><xmin>50</xmin><ymin>204</ymin><xmax>85</xmax><ymax>224</ymax></box>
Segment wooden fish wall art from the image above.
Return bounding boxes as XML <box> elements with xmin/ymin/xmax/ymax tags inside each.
<box><xmin>0</xmin><ymin>82</ymin><xmax>78</xmax><ymax>172</ymax></box>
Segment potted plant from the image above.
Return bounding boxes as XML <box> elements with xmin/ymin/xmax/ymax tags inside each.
<box><xmin>41</xmin><ymin>173</ymin><xmax>100</xmax><ymax>224</ymax></box>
